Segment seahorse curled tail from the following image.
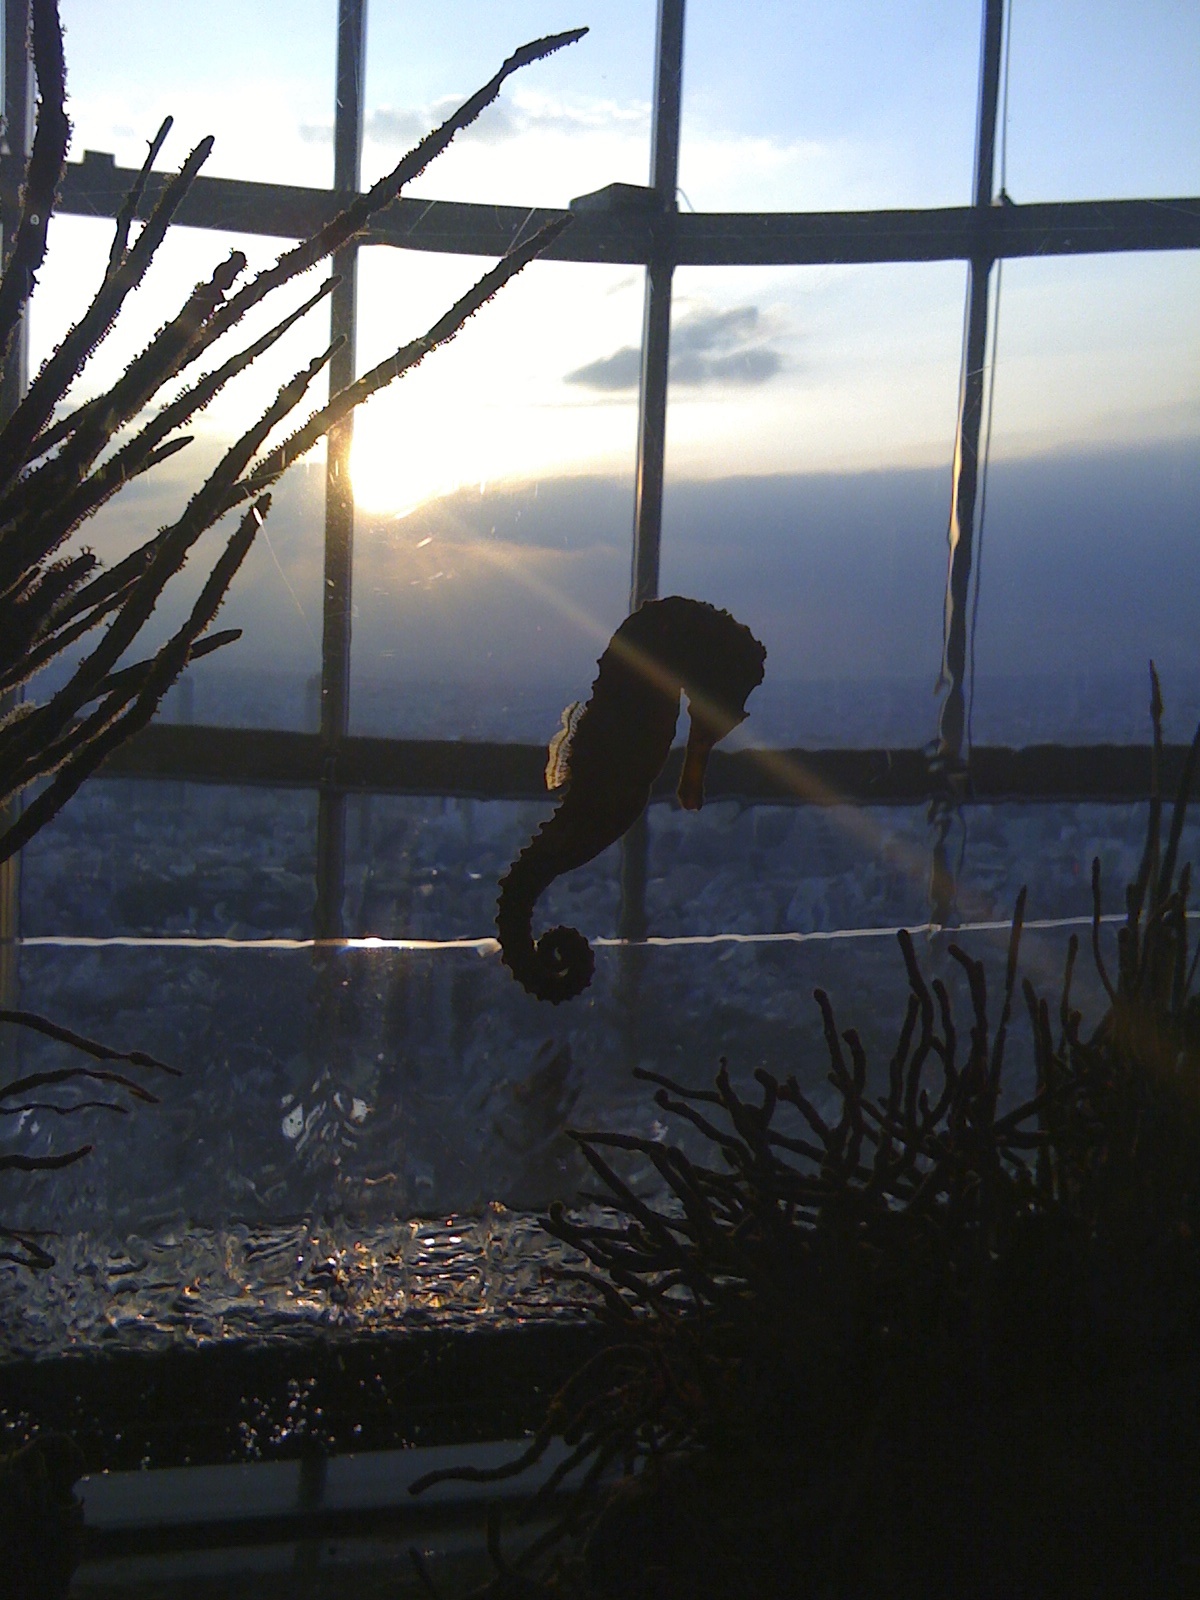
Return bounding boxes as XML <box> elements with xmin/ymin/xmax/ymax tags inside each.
<box><xmin>496</xmin><ymin>799</ymin><xmax>630</xmax><ymax>1002</ymax></box>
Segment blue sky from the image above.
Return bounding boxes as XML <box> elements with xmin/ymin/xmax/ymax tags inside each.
<box><xmin>38</xmin><ymin>1</ymin><xmax>1198</xmax><ymax>505</ymax></box>
<box><xmin>56</xmin><ymin>3</ymin><xmax>1200</xmax><ymax>203</ymax></box>
<box><xmin>19</xmin><ymin>1</ymin><xmax>1200</xmax><ymax>716</ymax></box>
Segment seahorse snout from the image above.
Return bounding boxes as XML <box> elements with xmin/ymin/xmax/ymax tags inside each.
<box><xmin>678</xmin><ymin>734</ymin><xmax>713</xmax><ymax>810</ymax></box>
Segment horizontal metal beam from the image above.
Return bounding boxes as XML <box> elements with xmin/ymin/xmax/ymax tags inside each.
<box><xmin>42</xmin><ymin>151</ymin><xmax>1200</xmax><ymax>265</ymax></box>
<box><xmin>97</xmin><ymin>723</ymin><xmax>1193</xmax><ymax>807</ymax></box>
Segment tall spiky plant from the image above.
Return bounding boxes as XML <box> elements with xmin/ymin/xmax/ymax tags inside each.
<box><xmin>0</xmin><ymin>0</ymin><xmax>583</xmax><ymax>1266</ymax></box>
<box><xmin>0</xmin><ymin>0</ymin><xmax>581</xmax><ymax>863</ymax></box>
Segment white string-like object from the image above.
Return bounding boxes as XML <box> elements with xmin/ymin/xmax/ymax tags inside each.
<box><xmin>16</xmin><ymin>910</ymin><xmax>1183</xmax><ymax>955</ymax></box>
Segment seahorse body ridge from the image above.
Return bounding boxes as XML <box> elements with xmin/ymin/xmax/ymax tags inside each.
<box><xmin>496</xmin><ymin>596</ymin><xmax>766</xmax><ymax>1002</ymax></box>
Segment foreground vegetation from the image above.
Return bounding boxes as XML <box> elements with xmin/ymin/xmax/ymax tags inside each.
<box><xmin>414</xmin><ymin>670</ymin><xmax>1200</xmax><ymax>1597</ymax></box>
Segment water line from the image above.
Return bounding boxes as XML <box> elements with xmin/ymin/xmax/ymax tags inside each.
<box><xmin>12</xmin><ymin>910</ymin><xmax>1174</xmax><ymax>955</ymax></box>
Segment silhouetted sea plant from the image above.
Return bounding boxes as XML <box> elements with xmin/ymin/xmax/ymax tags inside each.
<box><xmin>0</xmin><ymin>0</ymin><xmax>583</xmax><ymax>1271</ymax></box>
<box><xmin>413</xmin><ymin>667</ymin><xmax>1200</xmax><ymax>1597</ymax></box>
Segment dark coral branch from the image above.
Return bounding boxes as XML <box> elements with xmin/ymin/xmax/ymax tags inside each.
<box><xmin>0</xmin><ymin>1018</ymin><xmax>175</xmax><ymax>1081</ymax></box>
<box><xmin>229</xmin><ymin>216</ymin><xmax>572</xmax><ymax>511</ymax></box>
<box><xmin>0</xmin><ymin>0</ymin><xmax>68</xmax><ymax>365</ymax></box>
<box><xmin>0</xmin><ymin>496</ymin><xmax>268</xmax><ymax>861</ymax></box>
<box><xmin>30</xmin><ymin>278</ymin><xmax>334</xmax><ymax>564</ymax></box>
<box><xmin>105</xmin><ymin>116</ymin><xmax>174</xmax><ymax>275</ymax></box>
<box><xmin>0</xmin><ymin>341</ymin><xmax>326</xmax><ymax>778</ymax></box>
<box><xmin>0</xmin><ymin>1145</ymin><xmax>92</xmax><ymax>1174</ymax></box>
<box><xmin>0</xmin><ymin>138</ymin><xmax>219</xmax><ymax>496</ymax></box>
<box><xmin>197</xmin><ymin>28</ymin><xmax>587</xmax><ymax>368</ymax></box>
<box><xmin>0</xmin><ymin>1228</ymin><xmax>55</xmax><ymax>1269</ymax></box>
<box><xmin>0</xmin><ymin>242</ymin><xmax>242</xmax><ymax>562</ymax></box>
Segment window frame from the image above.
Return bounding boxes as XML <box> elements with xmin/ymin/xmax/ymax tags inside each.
<box><xmin>0</xmin><ymin>0</ymin><xmax>1198</xmax><ymax>1478</ymax></box>
<box><xmin>2</xmin><ymin>0</ymin><xmax>1197</xmax><ymax>944</ymax></box>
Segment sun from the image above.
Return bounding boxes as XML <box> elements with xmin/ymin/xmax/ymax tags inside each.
<box><xmin>350</xmin><ymin>404</ymin><xmax>479</xmax><ymax>518</ymax></box>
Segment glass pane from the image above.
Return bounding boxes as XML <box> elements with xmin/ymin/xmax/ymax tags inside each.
<box><xmin>1004</xmin><ymin>0</ymin><xmax>1200</xmax><ymax>203</ymax></box>
<box><xmin>349</xmin><ymin>251</ymin><xmax>642</xmax><ymax>740</ymax></box>
<box><xmin>15</xmin><ymin>790</ymin><xmax>1194</xmax><ymax>1354</ymax></box>
<box><xmin>28</xmin><ymin>216</ymin><xmax>329</xmax><ymax>731</ymax></box>
<box><xmin>59</xmin><ymin>0</ymin><xmax>336</xmax><ymax>187</ymax></box>
<box><xmin>679</xmin><ymin>0</ymin><xmax>981</xmax><ymax>212</ymax></box>
<box><xmin>20</xmin><ymin>780</ymin><xmax>316</xmax><ymax>939</ymax></box>
<box><xmin>341</xmin><ymin>795</ymin><xmax>621</xmax><ymax>942</ymax></box>
<box><xmin>966</xmin><ymin>252</ymin><xmax>1200</xmax><ymax>745</ymax></box>
<box><xmin>655</xmin><ymin>262</ymin><xmax>967</xmax><ymax>748</ymax></box>
<box><xmin>11</xmin><ymin>783</ymin><xmax>1198</xmax><ymax>1358</ymax></box>
<box><xmin>646</xmin><ymin>798</ymin><xmax>1200</xmax><ymax>936</ymax></box>
<box><xmin>363</xmin><ymin>1</ymin><xmax>655</xmax><ymax>203</ymax></box>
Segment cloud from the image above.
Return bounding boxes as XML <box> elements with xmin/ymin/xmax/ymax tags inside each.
<box><xmin>563</xmin><ymin>346</ymin><xmax>642</xmax><ymax>392</ymax></box>
<box><xmin>362</xmin><ymin>107</ymin><xmax>429</xmax><ymax>146</ymax></box>
<box><xmin>671</xmin><ymin>306</ymin><xmax>784</xmax><ymax>385</ymax></box>
<box><xmin>360</xmin><ymin>90</ymin><xmax>646</xmax><ymax>152</ymax></box>
<box><xmin>364</xmin><ymin>97</ymin><xmax>519</xmax><ymax>148</ymax></box>
<box><xmin>565</xmin><ymin>304</ymin><xmax>785</xmax><ymax>393</ymax></box>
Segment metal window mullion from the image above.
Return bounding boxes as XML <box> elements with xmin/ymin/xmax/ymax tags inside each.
<box><xmin>621</xmin><ymin>0</ymin><xmax>686</xmax><ymax>948</ymax></box>
<box><xmin>930</xmin><ymin>0</ymin><xmax>1006</xmax><ymax>921</ymax></box>
<box><xmin>629</xmin><ymin>0</ymin><xmax>685</xmax><ymax>615</ymax></box>
<box><xmin>314</xmin><ymin>0</ymin><xmax>367</xmax><ymax>942</ymax></box>
<box><xmin>939</xmin><ymin>0</ymin><xmax>1006</xmax><ymax>758</ymax></box>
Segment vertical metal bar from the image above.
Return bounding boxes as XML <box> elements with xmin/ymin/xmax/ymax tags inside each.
<box><xmin>939</xmin><ymin>0</ymin><xmax>1005</xmax><ymax>751</ymax></box>
<box><xmin>929</xmin><ymin>0</ymin><xmax>1005</xmax><ymax>922</ymax></box>
<box><xmin>935</xmin><ymin>265</ymin><xmax>991</xmax><ymax>767</ymax></box>
<box><xmin>970</xmin><ymin>0</ymin><xmax>1004</xmax><ymax>215</ymax></box>
<box><xmin>314</xmin><ymin>0</ymin><xmax>366</xmax><ymax>941</ymax></box>
<box><xmin>0</xmin><ymin>0</ymin><xmax>31</xmax><ymax>1017</ymax></box>
<box><xmin>629</xmin><ymin>0</ymin><xmax>685</xmax><ymax>614</ymax></box>
<box><xmin>620</xmin><ymin>0</ymin><xmax>686</xmax><ymax>952</ymax></box>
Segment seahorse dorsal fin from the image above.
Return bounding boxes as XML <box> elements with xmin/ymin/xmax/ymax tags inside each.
<box><xmin>545</xmin><ymin>700</ymin><xmax>584</xmax><ymax>791</ymax></box>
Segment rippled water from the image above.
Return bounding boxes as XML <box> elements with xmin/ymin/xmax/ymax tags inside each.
<box><xmin>0</xmin><ymin>1207</ymin><xmax>593</xmax><ymax>1361</ymax></box>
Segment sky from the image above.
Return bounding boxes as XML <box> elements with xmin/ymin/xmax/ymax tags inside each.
<box><xmin>38</xmin><ymin>1</ymin><xmax>1200</xmax><ymax>488</ymax></box>
<box><xmin>18</xmin><ymin>2</ymin><xmax>1200</xmax><ymax>724</ymax></box>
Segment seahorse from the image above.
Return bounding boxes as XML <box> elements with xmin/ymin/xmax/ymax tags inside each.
<box><xmin>497</xmin><ymin>596</ymin><xmax>766</xmax><ymax>1002</ymax></box>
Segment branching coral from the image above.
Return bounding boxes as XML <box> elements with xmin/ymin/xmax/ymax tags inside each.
<box><xmin>413</xmin><ymin>666</ymin><xmax>1200</xmax><ymax>1597</ymax></box>
<box><xmin>0</xmin><ymin>1010</ymin><xmax>179</xmax><ymax>1269</ymax></box>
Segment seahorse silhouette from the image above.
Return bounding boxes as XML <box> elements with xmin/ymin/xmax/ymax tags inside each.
<box><xmin>497</xmin><ymin>596</ymin><xmax>766</xmax><ymax>1002</ymax></box>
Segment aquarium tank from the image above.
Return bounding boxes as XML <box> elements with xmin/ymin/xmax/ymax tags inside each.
<box><xmin>0</xmin><ymin>0</ymin><xmax>1197</xmax><ymax>1594</ymax></box>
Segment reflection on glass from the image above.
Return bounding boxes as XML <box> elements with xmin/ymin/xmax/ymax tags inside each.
<box><xmin>341</xmin><ymin>795</ymin><xmax>620</xmax><ymax>943</ymax></box>
<box><xmin>679</xmin><ymin>0</ymin><xmax>979</xmax><ymax>212</ymax></box>
<box><xmin>9</xmin><ymin>828</ymin><xmax>1164</xmax><ymax>1237</ymax></box>
<box><xmin>657</xmin><ymin>262</ymin><xmax>964</xmax><ymax>747</ymax></box>
<box><xmin>28</xmin><ymin>217</ymin><xmax>330</xmax><ymax>730</ymax></box>
<box><xmin>965</xmin><ymin>253</ymin><xmax>1200</xmax><ymax>745</ymax></box>
<box><xmin>647</xmin><ymin>799</ymin><xmax>1200</xmax><ymax>937</ymax></box>
<box><xmin>20</xmin><ymin>781</ymin><xmax>317</xmax><ymax>939</ymax></box>
<box><xmin>1003</xmin><ymin>1</ymin><xmax>1200</xmax><ymax>203</ymax></box>
<box><xmin>59</xmin><ymin>0</ymin><xmax>336</xmax><ymax>187</ymax></box>
<box><xmin>11</xmin><ymin>780</ymin><xmax>1196</xmax><ymax>1360</ymax></box>
<box><xmin>363</xmin><ymin>1</ymin><xmax>654</xmax><ymax>203</ymax></box>
<box><xmin>349</xmin><ymin>252</ymin><xmax>641</xmax><ymax>740</ymax></box>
